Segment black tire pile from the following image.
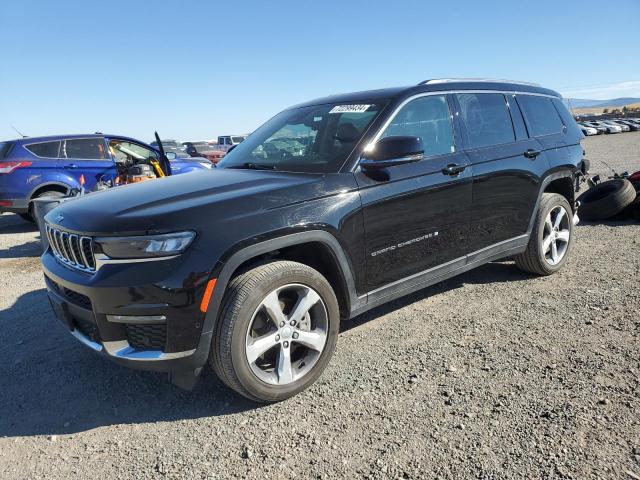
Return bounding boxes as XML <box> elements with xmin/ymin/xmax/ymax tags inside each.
<box><xmin>577</xmin><ymin>176</ymin><xmax>640</xmax><ymax>221</ymax></box>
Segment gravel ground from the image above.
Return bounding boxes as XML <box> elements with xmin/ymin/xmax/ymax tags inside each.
<box><xmin>0</xmin><ymin>133</ymin><xmax>639</xmax><ymax>479</ymax></box>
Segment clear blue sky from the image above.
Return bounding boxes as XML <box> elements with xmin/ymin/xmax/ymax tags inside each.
<box><xmin>1</xmin><ymin>0</ymin><xmax>639</xmax><ymax>142</ymax></box>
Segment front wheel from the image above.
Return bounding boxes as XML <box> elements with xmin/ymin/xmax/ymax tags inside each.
<box><xmin>209</xmin><ymin>260</ymin><xmax>339</xmax><ymax>402</ymax></box>
<box><xmin>515</xmin><ymin>193</ymin><xmax>574</xmax><ymax>276</ymax></box>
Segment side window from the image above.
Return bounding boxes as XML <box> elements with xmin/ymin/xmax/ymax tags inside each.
<box><xmin>380</xmin><ymin>95</ymin><xmax>454</xmax><ymax>157</ymax></box>
<box><xmin>551</xmin><ymin>98</ymin><xmax>582</xmax><ymax>138</ymax></box>
<box><xmin>456</xmin><ymin>93</ymin><xmax>515</xmax><ymax>148</ymax></box>
<box><xmin>25</xmin><ymin>141</ymin><xmax>61</xmax><ymax>158</ymax></box>
<box><xmin>63</xmin><ymin>138</ymin><xmax>107</xmax><ymax>160</ymax></box>
<box><xmin>517</xmin><ymin>95</ymin><xmax>564</xmax><ymax>137</ymax></box>
<box><xmin>108</xmin><ymin>140</ymin><xmax>158</xmax><ymax>164</ymax></box>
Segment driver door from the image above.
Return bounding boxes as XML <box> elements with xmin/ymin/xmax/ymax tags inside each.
<box><xmin>355</xmin><ymin>94</ymin><xmax>472</xmax><ymax>293</ymax></box>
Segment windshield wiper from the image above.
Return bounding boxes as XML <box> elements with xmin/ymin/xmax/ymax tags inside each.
<box><xmin>226</xmin><ymin>162</ymin><xmax>276</xmax><ymax>170</ymax></box>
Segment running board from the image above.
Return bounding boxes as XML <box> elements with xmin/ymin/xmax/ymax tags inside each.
<box><xmin>351</xmin><ymin>235</ymin><xmax>529</xmax><ymax>318</ymax></box>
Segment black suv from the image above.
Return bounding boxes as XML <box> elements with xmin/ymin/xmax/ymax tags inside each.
<box><xmin>42</xmin><ymin>79</ymin><xmax>585</xmax><ymax>402</ymax></box>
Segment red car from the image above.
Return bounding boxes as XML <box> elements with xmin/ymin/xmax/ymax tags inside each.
<box><xmin>183</xmin><ymin>141</ymin><xmax>225</xmax><ymax>164</ymax></box>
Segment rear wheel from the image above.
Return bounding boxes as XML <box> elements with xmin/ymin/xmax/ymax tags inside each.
<box><xmin>515</xmin><ymin>193</ymin><xmax>574</xmax><ymax>276</ymax></box>
<box><xmin>209</xmin><ymin>260</ymin><xmax>339</xmax><ymax>402</ymax></box>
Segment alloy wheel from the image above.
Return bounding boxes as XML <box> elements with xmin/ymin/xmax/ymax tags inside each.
<box><xmin>245</xmin><ymin>284</ymin><xmax>328</xmax><ymax>386</ymax></box>
<box><xmin>542</xmin><ymin>205</ymin><xmax>571</xmax><ymax>265</ymax></box>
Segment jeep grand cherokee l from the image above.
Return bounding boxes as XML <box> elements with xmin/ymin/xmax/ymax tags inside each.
<box><xmin>41</xmin><ymin>79</ymin><xmax>585</xmax><ymax>402</ymax></box>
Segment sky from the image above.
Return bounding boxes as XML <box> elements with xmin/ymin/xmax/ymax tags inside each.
<box><xmin>1</xmin><ymin>0</ymin><xmax>639</xmax><ymax>142</ymax></box>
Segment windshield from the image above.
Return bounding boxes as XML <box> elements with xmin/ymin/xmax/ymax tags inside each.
<box><xmin>193</xmin><ymin>143</ymin><xmax>211</xmax><ymax>150</ymax></box>
<box><xmin>218</xmin><ymin>103</ymin><xmax>384</xmax><ymax>173</ymax></box>
<box><xmin>231</xmin><ymin>136</ymin><xmax>246</xmax><ymax>144</ymax></box>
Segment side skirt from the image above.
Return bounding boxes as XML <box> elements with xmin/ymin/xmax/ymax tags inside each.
<box><xmin>350</xmin><ymin>235</ymin><xmax>529</xmax><ymax>318</ymax></box>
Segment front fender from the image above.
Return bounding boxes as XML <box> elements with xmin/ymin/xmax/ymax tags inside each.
<box><xmin>201</xmin><ymin>229</ymin><xmax>360</xmax><ymax>337</ymax></box>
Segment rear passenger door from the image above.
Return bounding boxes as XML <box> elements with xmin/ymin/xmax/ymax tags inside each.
<box><xmin>516</xmin><ymin>94</ymin><xmax>574</xmax><ymax>170</ymax></box>
<box><xmin>60</xmin><ymin>137</ymin><xmax>116</xmax><ymax>189</ymax></box>
<box><xmin>454</xmin><ymin>92</ymin><xmax>548</xmax><ymax>253</ymax></box>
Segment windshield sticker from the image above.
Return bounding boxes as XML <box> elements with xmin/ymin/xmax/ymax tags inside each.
<box><xmin>329</xmin><ymin>104</ymin><xmax>372</xmax><ymax>114</ymax></box>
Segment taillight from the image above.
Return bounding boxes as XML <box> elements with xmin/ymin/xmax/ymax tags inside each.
<box><xmin>0</xmin><ymin>161</ymin><xmax>32</xmax><ymax>174</ymax></box>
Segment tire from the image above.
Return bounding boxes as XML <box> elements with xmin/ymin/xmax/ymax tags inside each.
<box><xmin>209</xmin><ymin>260</ymin><xmax>340</xmax><ymax>403</ymax></box>
<box><xmin>577</xmin><ymin>179</ymin><xmax>636</xmax><ymax>221</ymax></box>
<box><xmin>515</xmin><ymin>193</ymin><xmax>574</xmax><ymax>276</ymax></box>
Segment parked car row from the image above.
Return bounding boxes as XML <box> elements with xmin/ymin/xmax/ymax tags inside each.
<box><xmin>151</xmin><ymin>135</ymin><xmax>248</xmax><ymax>164</ymax></box>
<box><xmin>577</xmin><ymin>118</ymin><xmax>640</xmax><ymax>135</ymax></box>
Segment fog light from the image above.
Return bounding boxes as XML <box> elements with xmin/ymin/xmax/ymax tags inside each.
<box><xmin>106</xmin><ymin>314</ymin><xmax>166</xmax><ymax>324</ymax></box>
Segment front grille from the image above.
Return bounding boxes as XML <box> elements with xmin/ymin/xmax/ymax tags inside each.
<box><xmin>46</xmin><ymin>225</ymin><xmax>96</xmax><ymax>272</ymax></box>
<box><xmin>126</xmin><ymin>324</ymin><xmax>167</xmax><ymax>350</ymax></box>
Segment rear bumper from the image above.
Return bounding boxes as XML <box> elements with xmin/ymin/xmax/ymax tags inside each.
<box><xmin>42</xmin><ymin>249</ymin><xmax>214</xmax><ymax>373</ymax></box>
<box><xmin>0</xmin><ymin>198</ymin><xmax>29</xmax><ymax>214</ymax></box>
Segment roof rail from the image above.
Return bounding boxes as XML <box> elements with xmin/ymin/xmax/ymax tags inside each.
<box><xmin>419</xmin><ymin>78</ymin><xmax>541</xmax><ymax>87</ymax></box>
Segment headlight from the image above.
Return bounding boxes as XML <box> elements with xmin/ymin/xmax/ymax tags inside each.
<box><xmin>95</xmin><ymin>231</ymin><xmax>196</xmax><ymax>259</ymax></box>
<box><xmin>199</xmin><ymin>162</ymin><xmax>213</xmax><ymax>169</ymax></box>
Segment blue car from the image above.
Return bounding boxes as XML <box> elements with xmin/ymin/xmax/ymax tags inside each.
<box><xmin>0</xmin><ymin>134</ymin><xmax>211</xmax><ymax>221</ymax></box>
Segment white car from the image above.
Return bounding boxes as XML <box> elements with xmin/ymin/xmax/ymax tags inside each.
<box><xmin>577</xmin><ymin>124</ymin><xmax>598</xmax><ymax>136</ymax></box>
<box><xmin>601</xmin><ymin>120</ymin><xmax>629</xmax><ymax>132</ymax></box>
<box><xmin>588</xmin><ymin>121</ymin><xmax>622</xmax><ymax>134</ymax></box>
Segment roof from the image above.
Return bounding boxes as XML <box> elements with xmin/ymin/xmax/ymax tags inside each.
<box><xmin>291</xmin><ymin>79</ymin><xmax>561</xmax><ymax>109</ymax></box>
<box><xmin>7</xmin><ymin>133</ymin><xmax>146</xmax><ymax>145</ymax></box>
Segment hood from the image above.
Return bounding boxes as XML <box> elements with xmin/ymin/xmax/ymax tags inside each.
<box><xmin>45</xmin><ymin>168</ymin><xmax>323</xmax><ymax>235</ymax></box>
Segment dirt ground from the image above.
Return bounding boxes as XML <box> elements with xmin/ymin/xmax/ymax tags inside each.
<box><xmin>0</xmin><ymin>133</ymin><xmax>639</xmax><ymax>479</ymax></box>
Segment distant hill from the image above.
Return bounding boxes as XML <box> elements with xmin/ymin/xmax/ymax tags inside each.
<box><xmin>568</xmin><ymin>97</ymin><xmax>640</xmax><ymax>108</ymax></box>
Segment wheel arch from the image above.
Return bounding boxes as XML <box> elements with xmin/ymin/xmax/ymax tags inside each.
<box><xmin>28</xmin><ymin>182</ymin><xmax>70</xmax><ymax>200</ymax></box>
<box><xmin>544</xmin><ymin>176</ymin><xmax>575</xmax><ymax>209</ymax></box>
<box><xmin>202</xmin><ymin>231</ymin><xmax>360</xmax><ymax>336</ymax></box>
<box><xmin>526</xmin><ymin>170</ymin><xmax>577</xmax><ymax>235</ymax></box>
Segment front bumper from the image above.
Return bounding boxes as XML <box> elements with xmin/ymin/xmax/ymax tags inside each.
<box><xmin>42</xmin><ymin>248</ymin><xmax>214</xmax><ymax>372</ymax></box>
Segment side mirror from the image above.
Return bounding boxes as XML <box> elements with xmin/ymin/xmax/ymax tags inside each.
<box><xmin>360</xmin><ymin>136</ymin><xmax>423</xmax><ymax>170</ymax></box>
<box><xmin>165</xmin><ymin>152</ymin><xmax>177</xmax><ymax>160</ymax></box>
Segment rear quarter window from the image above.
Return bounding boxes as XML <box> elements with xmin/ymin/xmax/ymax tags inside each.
<box><xmin>0</xmin><ymin>141</ymin><xmax>13</xmax><ymax>159</ymax></box>
<box><xmin>517</xmin><ymin>95</ymin><xmax>564</xmax><ymax>137</ymax></box>
<box><xmin>25</xmin><ymin>141</ymin><xmax>61</xmax><ymax>158</ymax></box>
<box><xmin>552</xmin><ymin>98</ymin><xmax>583</xmax><ymax>139</ymax></box>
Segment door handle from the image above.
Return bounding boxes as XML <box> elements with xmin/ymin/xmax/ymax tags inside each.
<box><xmin>524</xmin><ymin>149</ymin><xmax>541</xmax><ymax>159</ymax></box>
<box><xmin>64</xmin><ymin>163</ymin><xmax>78</xmax><ymax>169</ymax></box>
<box><xmin>442</xmin><ymin>163</ymin><xmax>466</xmax><ymax>176</ymax></box>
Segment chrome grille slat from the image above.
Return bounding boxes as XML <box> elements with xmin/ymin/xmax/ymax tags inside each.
<box><xmin>46</xmin><ymin>224</ymin><xmax>95</xmax><ymax>273</ymax></box>
<box><xmin>61</xmin><ymin>232</ymin><xmax>72</xmax><ymax>263</ymax></box>
<box><xmin>69</xmin><ymin>234</ymin><xmax>82</xmax><ymax>264</ymax></box>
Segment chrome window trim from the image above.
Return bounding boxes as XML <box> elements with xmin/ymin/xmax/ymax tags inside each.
<box><xmin>353</xmin><ymin>89</ymin><xmax>561</xmax><ymax>172</ymax></box>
